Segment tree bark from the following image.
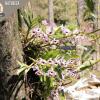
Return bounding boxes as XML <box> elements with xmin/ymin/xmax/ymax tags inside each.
<box><xmin>94</xmin><ymin>0</ymin><xmax>100</xmax><ymax>71</ymax></box>
<box><xmin>0</xmin><ymin>16</ymin><xmax>23</xmax><ymax>100</ymax></box>
<box><xmin>48</xmin><ymin>0</ymin><xmax>54</xmax><ymax>25</ymax></box>
<box><xmin>77</xmin><ymin>0</ymin><xmax>85</xmax><ymax>27</ymax></box>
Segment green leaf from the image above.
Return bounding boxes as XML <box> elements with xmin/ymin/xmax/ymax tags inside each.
<box><xmin>52</xmin><ymin>32</ymin><xmax>64</xmax><ymax>38</ymax></box>
<box><xmin>76</xmin><ymin>59</ymin><xmax>100</xmax><ymax>71</ymax></box>
<box><xmin>23</xmin><ymin>16</ymin><xmax>30</xmax><ymax>29</ymax></box>
<box><xmin>42</xmin><ymin>49</ymin><xmax>61</xmax><ymax>59</ymax></box>
<box><xmin>55</xmin><ymin>65</ymin><xmax>62</xmax><ymax>79</ymax></box>
<box><xmin>17</xmin><ymin>61</ymin><xmax>29</xmax><ymax>75</ymax></box>
<box><xmin>82</xmin><ymin>48</ymin><xmax>95</xmax><ymax>62</ymax></box>
<box><xmin>50</xmin><ymin>77</ymin><xmax>55</xmax><ymax>87</ymax></box>
<box><xmin>17</xmin><ymin>61</ymin><xmax>28</xmax><ymax>68</ymax></box>
<box><xmin>17</xmin><ymin>67</ymin><xmax>27</xmax><ymax>75</ymax></box>
<box><xmin>53</xmin><ymin>26</ymin><xmax>61</xmax><ymax>34</ymax></box>
<box><xmin>51</xmin><ymin>26</ymin><xmax>64</xmax><ymax>38</ymax></box>
<box><xmin>46</xmin><ymin>77</ymin><xmax>51</xmax><ymax>88</ymax></box>
<box><xmin>67</xmin><ymin>24</ymin><xmax>77</xmax><ymax>31</ymax></box>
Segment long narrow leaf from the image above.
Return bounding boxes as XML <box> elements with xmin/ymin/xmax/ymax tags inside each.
<box><xmin>76</xmin><ymin>59</ymin><xmax>100</xmax><ymax>71</ymax></box>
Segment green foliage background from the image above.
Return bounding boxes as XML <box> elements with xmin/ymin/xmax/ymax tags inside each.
<box><xmin>28</xmin><ymin>0</ymin><xmax>77</xmax><ymax>24</ymax></box>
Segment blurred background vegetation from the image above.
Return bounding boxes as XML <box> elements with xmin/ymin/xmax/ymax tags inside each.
<box><xmin>24</xmin><ymin>0</ymin><xmax>100</xmax><ymax>29</ymax></box>
<box><xmin>25</xmin><ymin>0</ymin><xmax>77</xmax><ymax>25</ymax></box>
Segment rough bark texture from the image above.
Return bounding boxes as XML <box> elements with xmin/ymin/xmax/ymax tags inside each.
<box><xmin>92</xmin><ymin>0</ymin><xmax>100</xmax><ymax>71</ymax></box>
<box><xmin>0</xmin><ymin>17</ymin><xmax>23</xmax><ymax>100</ymax></box>
<box><xmin>48</xmin><ymin>0</ymin><xmax>54</xmax><ymax>24</ymax></box>
<box><xmin>76</xmin><ymin>0</ymin><xmax>85</xmax><ymax>65</ymax></box>
<box><xmin>77</xmin><ymin>0</ymin><xmax>85</xmax><ymax>26</ymax></box>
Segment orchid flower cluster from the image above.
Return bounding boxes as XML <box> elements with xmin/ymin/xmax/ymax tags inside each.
<box><xmin>32</xmin><ymin>57</ymin><xmax>80</xmax><ymax>90</ymax></box>
<box><xmin>29</xmin><ymin>20</ymin><xmax>80</xmax><ymax>47</ymax></box>
<box><xmin>22</xmin><ymin>20</ymin><xmax>93</xmax><ymax>99</ymax></box>
<box><xmin>30</xmin><ymin>56</ymin><xmax>80</xmax><ymax>99</ymax></box>
<box><xmin>27</xmin><ymin>20</ymin><xmax>82</xmax><ymax>92</ymax></box>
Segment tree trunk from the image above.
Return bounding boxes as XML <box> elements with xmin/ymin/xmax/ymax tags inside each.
<box><xmin>0</xmin><ymin>16</ymin><xmax>23</xmax><ymax>100</ymax></box>
<box><xmin>94</xmin><ymin>0</ymin><xmax>100</xmax><ymax>71</ymax></box>
<box><xmin>97</xmin><ymin>0</ymin><xmax>100</xmax><ymax>28</ymax></box>
<box><xmin>77</xmin><ymin>0</ymin><xmax>85</xmax><ymax>27</ymax></box>
<box><xmin>76</xmin><ymin>0</ymin><xmax>85</xmax><ymax>65</ymax></box>
<box><xmin>48</xmin><ymin>0</ymin><xmax>54</xmax><ymax>25</ymax></box>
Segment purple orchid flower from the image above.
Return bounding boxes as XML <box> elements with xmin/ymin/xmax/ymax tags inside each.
<box><xmin>61</xmin><ymin>25</ymin><xmax>71</xmax><ymax>34</ymax></box>
<box><xmin>46</xmin><ymin>70</ymin><xmax>57</xmax><ymax>77</ymax></box>
<box><xmin>42</xmin><ymin>20</ymin><xmax>49</xmax><ymax>26</ymax></box>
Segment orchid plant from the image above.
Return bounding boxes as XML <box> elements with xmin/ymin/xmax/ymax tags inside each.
<box><xmin>17</xmin><ymin>17</ymin><xmax>100</xmax><ymax>99</ymax></box>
